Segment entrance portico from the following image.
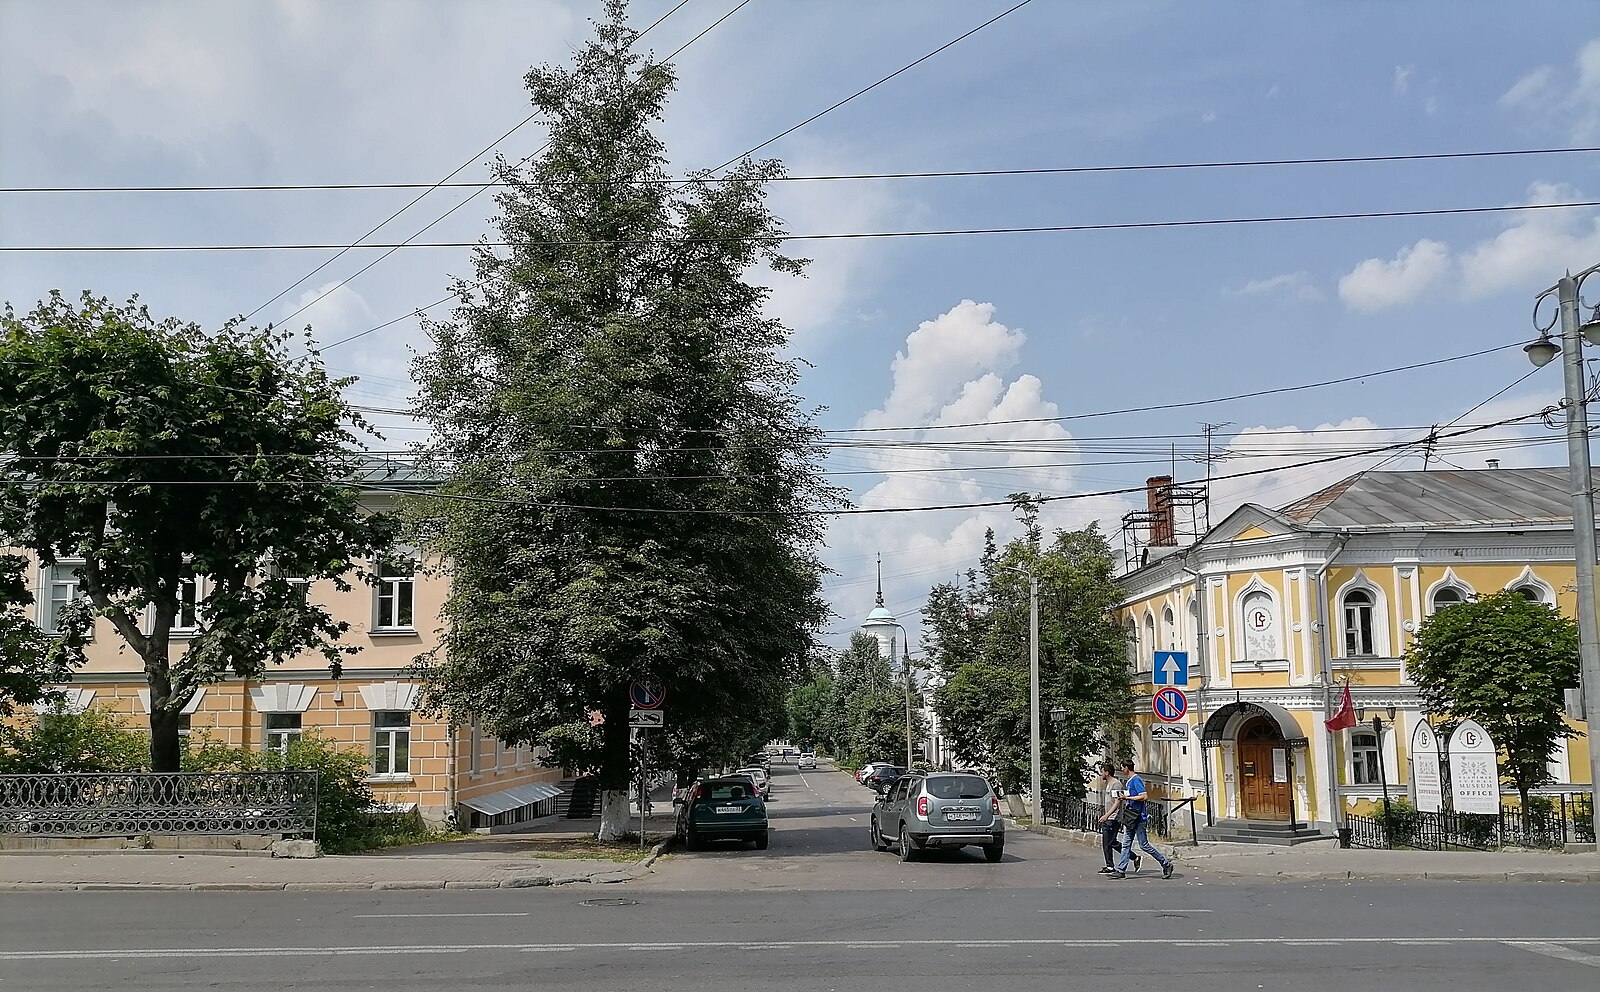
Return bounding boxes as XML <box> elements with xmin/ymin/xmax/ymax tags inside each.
<box><xmin>1201</xmin><ymin>700</ymin><xmax>1308</xmax><ymax>824</ymax></box>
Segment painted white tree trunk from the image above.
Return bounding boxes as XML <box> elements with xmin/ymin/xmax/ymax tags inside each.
<box><xmin>596</xmin><ymin>789</ymin><xmax>632</xmax><ymax>841</ymax></box>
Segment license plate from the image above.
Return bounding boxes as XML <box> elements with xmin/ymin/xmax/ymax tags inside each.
<box><xmin>715</xmin><ymin>806</ymin><xmax>742</xmax><ymax>814</ymax></box>
<box><xmin>946</xmin><ymin>812</ymin><xmax>979</xmax><ymax>821</ymax></box>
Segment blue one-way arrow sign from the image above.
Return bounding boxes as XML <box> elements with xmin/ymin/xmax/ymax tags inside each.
<box><xmin>1152</xmin><ymin>650</ymin><xmax>1189</xmax><ymax>687</ymax></box>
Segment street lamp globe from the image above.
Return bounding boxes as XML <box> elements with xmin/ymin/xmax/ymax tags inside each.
<box><xmin>1582</xmin><ymin>304</ymin><xmax>1600</xmax><ymax>348</ymax></box>
<box><xmin>1049</xmin><ymin>706</ymin><xmax>1066</xmax><ymax>723</ymax></box>
<box><xmin>1525</xmin><ymin>336</ymin><xmax>1561</xmax><ymax>368</ymax></box>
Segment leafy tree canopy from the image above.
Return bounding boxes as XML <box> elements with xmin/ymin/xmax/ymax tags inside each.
<box><xmin>0</xmin><ymin>291</ymin><xmax>397</xmax><ymax>771</ymax></box>
<box><xmin>1406</xmin><ymin>590</ymin><xmax>1580</xmax><ymax>803</ymax></box>
<box><xmin>408</xmin><ymin>0</ymin><xmax>838</xmax><ymax>835</ymax></box>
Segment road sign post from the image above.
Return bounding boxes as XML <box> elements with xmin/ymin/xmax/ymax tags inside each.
<box><xmin>1152</xmin><ymin>651</ymin><xmax>1189</xmax><ymax>687</ymax></box>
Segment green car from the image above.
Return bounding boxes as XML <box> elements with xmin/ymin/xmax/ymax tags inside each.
<box><xmin>677</xmin><ymin>777</ymin><xmax>770</xmax><ymax>851</ymax></box>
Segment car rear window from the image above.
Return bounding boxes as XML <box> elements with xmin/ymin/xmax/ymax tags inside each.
<box><xmin>924</xmin><ymin>775</ymin><xmax>991</xmax><ymax>800</ymax></box>
<box><xmin>699</xmin><ymin>781</ymin><xmax>757</xmax><ymax>801</ymax></box>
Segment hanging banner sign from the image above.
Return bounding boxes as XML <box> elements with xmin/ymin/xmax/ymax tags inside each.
<box><xmin>1447</xmin><ymin>718</ymin><xmax>1499</xmax><ymax>815</ymax></box>
<box><xmin>1410</xmin><ymin>720</ymin><xmax>1444</xmax><ymax>813</ymax></box>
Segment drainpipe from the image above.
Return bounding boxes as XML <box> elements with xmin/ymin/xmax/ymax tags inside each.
<box><xmin>1314</xmin><ymin>532</ymin><xmax>1351</xmax><ymax>833</ymax></box>
<box><xmin>1179</xmin><ymin>558</ymin><xmax>1214</xmax><ymax>827</ymax></box>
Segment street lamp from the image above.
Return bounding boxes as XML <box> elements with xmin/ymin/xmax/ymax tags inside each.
<box><xmin>999</xmin><ymin>561</ymin><xmax>1041</xmax><ymax>819</ymax></box>
<box><xmin>886</xmin><ymin>621</ymin><xmax>917</xmax><ymax>769</ymax></box>
<box><xmin>1049</xmin><ymin>706</ymin><xmax>1067</xmax><ymax>794</ymax></box>
<box><xmin>1526</xmin><ymin>262</ymin><xmax>1600</xmax><ymax>848</ymax></box>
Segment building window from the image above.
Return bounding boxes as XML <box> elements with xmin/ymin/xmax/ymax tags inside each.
<box><xmin>265</xmin><ymin>713</ymin><xmax>302</xmax><ymax>754</ymax></box>
<box><xmin>375</xmin><ymin>562</ymin><xmax>415</xmax><ymax>631</ymax></box>
<box><xmin>1163</xmin><ymin>607</ymin><xmax>1177</xmax><ymax>650</ymax></box>
<box><xmin>1143</xmin><ymin>613</ymin><xmax>1156</xmax><ymax>670</ymax></box>
<box><xmin>1342</xmin><ymin>589</ymin><xmax>1377</xmax><ymax>657</ymax></box>
<box><xmin>1430</xmin><ymin>586</ymin><xmax>1466</xmax><ymax>613</ymax></box>
<box><xmin>287</xmin><ymin>577</ymin><xmax>310</xmax><ymax>604</ymax></box>
<box><xmin>372</xmin><ymin>711</ymin><xmax>411</xmax><ymax>775</ymax></box>
<box><xmin>174</xmin><ymin>572</ymin><xmax>202</xmax><ymax>634</ymax></box>
<box><xmin>43</xmin><ymin>562</ymin><xmax>86</xmax><ymax>633</ymax></box>
<box><xmin>1239</xmin><ymin>590</ymin><xmax>1278</xmax><ymax>661</ymax></box>
<box><xmin>1512</xmin><ymin>585</ymin><xmax>1546</xmax><ymax>605</ymax></box>
<box><xmin>1124</xmin><ymin>619</ymin><xmax>1138</xmax><ymax>668</ymax></box>
<box><xmin>1351</xmin><ymin>731</ymin><xmax>1381</xmax><ymax>785</ymax></box>
<box><xmin>177</xmin><ymin>714</ymin><xmax>192</xmax><ymax>740</ymax></box>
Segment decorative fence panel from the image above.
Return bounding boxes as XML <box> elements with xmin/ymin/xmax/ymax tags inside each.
<box><xmin>1345</xmin><ymin>794</ymin><xmax>1593</xmax><ymax>850</ymax></box>
<box><xmin>0</xmin><ymin>772</ymin><xmax>318</xmax><ymax>838</ymax></box>
<box><xmin>1040</xmin><ymin>790</ymin><xmax>1172</xmax><ymax>838</ymax></box>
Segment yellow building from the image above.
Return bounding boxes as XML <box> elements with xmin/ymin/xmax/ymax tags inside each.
<box><xmin>12</xmin><ymin>468</ymin><xmax>563</xmax><ymax>829</ymax></box>
<box><xmin>1116</xmin><ymin>467</ymin><xmax>1593</xmax><ymax>841</ymax></box>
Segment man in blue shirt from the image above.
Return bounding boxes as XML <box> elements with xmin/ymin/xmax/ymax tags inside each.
<box><xmin>1112</xmin><ymin>759</ymin><xmax>1174</xmax><ymax>879</ymax></box>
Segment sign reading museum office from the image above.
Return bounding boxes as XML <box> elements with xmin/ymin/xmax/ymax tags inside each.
<box><xmin>1446</xmin><ymin>719</ymin><xmax>1499</xmax><ymax>815</ymax></box>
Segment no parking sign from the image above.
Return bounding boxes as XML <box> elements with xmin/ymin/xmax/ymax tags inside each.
<box><xmin>1152</xmin><ymin>687</ymin><xmax>1188</xmax><ymax>722</ymax></box>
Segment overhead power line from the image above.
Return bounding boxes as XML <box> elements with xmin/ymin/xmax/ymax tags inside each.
<box><xmin>13</xmin><ymin>145</ymin><xmax>1595</xmax><ymax>194</ymax></box>
<box><xmin>14</xmin><ymin>198</ymin><xmax>1598</xmax><ymax>253</ymax></box>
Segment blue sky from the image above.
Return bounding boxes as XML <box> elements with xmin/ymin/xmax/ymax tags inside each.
<box><xmin>4</xmin><ymin>1</ymin><xmax>1599</xmax><ymax>645</ymax></box>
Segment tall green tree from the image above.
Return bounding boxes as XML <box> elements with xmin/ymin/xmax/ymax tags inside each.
<box><xmin>410</xmin><ymin>2</ymin><xmax>838</xmax><ymax>838</ymax></box>
<box><xmin>927</xmin><ymin>506</ymin><xmax>1130</xmax><ymax>797</ymax></box>
<box><xmin>1406</xmin><ymin>590</ymin><xmax>1580</xmax><ymax>810</ymax></box>
<box><xmin>0</xmin><ymin>292</ymin><xmax>396</xmax><ymax>771</ymax></box>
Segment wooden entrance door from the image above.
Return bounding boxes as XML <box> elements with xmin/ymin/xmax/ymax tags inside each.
<box><xmin>1236</xmin><ymin>717</ymin><xmax>1291</xmax><ymax>820</ymax></box>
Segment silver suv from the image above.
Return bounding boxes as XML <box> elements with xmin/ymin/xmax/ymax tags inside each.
<box><xmin>870</xmin><ymin>773</ymin><xmax>1004</xmax><ymax>862</ymax></box>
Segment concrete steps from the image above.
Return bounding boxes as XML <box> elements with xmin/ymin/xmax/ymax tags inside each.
<box><xmin>1199</xmin><ymin>818</ymin><xmax>1338</xmax><ymax>846</ymax></box>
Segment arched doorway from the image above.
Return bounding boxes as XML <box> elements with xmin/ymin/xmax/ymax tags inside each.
<box><xmin>1236</xmin><ymin>716</ymin><xmax>1291</xmax><ymax>820</ymax></box>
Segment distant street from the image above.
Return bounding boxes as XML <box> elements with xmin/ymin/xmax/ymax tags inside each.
<box><xmin>1</xmin><ymin>763</ymin><xmax>1596</xmax><ymax>989</ymax></box>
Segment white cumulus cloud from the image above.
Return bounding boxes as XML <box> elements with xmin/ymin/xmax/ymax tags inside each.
<box><xmin>1459</xmin><ymin>184</ymin><xmax>1600</xmax><ymax>297</ymax></box>
<box><xmin>1230</xmin><ymin>271</ymin><xmax>1323</xmax><ymax>303</ymax></box>
<box><xmin>1337</xmin><ymin>239</ymin><xmax>1451</xmax><ymax>312</ymax></box>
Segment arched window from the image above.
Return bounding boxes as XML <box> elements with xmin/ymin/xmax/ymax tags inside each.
<box><xmin>1430</xmin><ymin>586</ymin><xmax>1466</xmax><ymax>613</ymax></box>
<box><xmin>1124</xmin><ymin>618</ymin><xmax>1138</xmax><ymax>667</ymax></box>
<box><xmin>1342</xmin><ymin>589</ymin><xmax>1376</xmax><ymax>657</ymax></box>
<box><xmin>1143</xmin><ymin>612</ymin><xmax>1156</xmax><ymax>669</ymax></box>
<box><xmin>1163</xmin><ymin>606</ymin><xmax>1177</xmax><ymax>650</ymax></box>
<box><xmin>1239</xmin><ymin>590</ymin><xmax>1278</xmax><ymax>661</ymax></box>
<box><xmin>1512</xmin><ymin>585</ymin><xmax>1547</xmax><ymax>605</ymax></box>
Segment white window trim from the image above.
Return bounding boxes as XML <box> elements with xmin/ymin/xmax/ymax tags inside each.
<box><xmin>1424</xmin><ymin>568</ymin><xmax>1474</xmax><ymax>615</ymax></box>
<box><xmin>1123</xmin><ymin>618</ymin><xmax>1139</xmax><ymax>669</ymax></box>
<box><xmin>1340</xmin><ymin>721</ymin><xmax>1399</xmax><ymax>789</ymax></box>
<box><xmin>1333</xmin><ymin>570</ymin><xmax>1391</xmax><ymax>659</ymax></box>
<box><xmin>40</xmin><ymin>559</ymin><xmax>92</xmax><ymax>639</ymax></box>
<box><xmin>263</xmin><ymin>712</ymin><xmax>303</xmax><ymax>754</ymax></box>
<box><xmin>1234</xmin><ymin>578</ymin><xmax>1283</xmax><ymax>665</ymax></box>
<box><xmin>373</xmin><ymin>564</ymin><xmax>417</xmax><ymax>633</ymax></box>
<box><xmin>172</xmin><ymin>572</ymin><xmax>205</xmax><ymax>636</ymax></box>
<box><xmin>1504</xmin><ymin>565</ymin><xmax>1555</xmax><ymax>605</ymax></box>
<box><xmin>1142</xmin><ymin>610</ymin><xmax>1156</xmax><ymax>672</ymax></box>
<box><xmin>371</xmin><ymin>711</ymin><xmax>413</xmax><ymax>777</ymax></box>
<box><xmin>1162</xmin><ymin>605</ymin><xmax>1178</xmax><ymax>652</ymax></box>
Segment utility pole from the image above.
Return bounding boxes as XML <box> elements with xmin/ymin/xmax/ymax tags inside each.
<box><xmin>1523</xmin><ymin>264</ymin><xmax>1600</xmax><ymax>849</ymax></box>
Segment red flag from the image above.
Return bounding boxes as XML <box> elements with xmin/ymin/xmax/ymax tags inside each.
<box><xmin>1325</xmin><ymin>683</ymin><xmax>1356</xmax><ymax>732</ymax></box>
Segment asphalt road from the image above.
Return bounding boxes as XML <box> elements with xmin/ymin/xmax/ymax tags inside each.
<box><xmin>1</xmin><ymin>763</ymin><xmax>1595</xmax><ymax>990</ymax></box>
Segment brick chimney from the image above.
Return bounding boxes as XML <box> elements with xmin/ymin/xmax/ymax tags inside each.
<box><xmin>1146</xmin><ymin>475</ymin><xmax>1176</xmax><ymax>547</ymax></box>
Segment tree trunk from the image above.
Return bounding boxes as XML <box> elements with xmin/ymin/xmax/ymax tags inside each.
<box><xmin>595</xmin><ymin>682</ymin><xmax>633</xmax><ymax>842</ymax></box>
<box><xmin>146</xmin><ymin>656</ymin><xmax>181</xmax><ymax>773</ymax></box>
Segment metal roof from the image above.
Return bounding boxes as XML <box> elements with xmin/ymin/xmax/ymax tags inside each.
<box><xmin>1278</xmin><ymin>467</ymin><xmax>1581</xmax><ymax>530</ymax></box>
<box><xmin>457</xmin><ymin>782</ymin><xmax>563</xmax><ymax>816</ymax></box>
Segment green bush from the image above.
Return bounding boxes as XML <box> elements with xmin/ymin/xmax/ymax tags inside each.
<box><xmin>0</xmin><ymin>706</ymin><xmax>147</xmax><ymax>773</ymax></box>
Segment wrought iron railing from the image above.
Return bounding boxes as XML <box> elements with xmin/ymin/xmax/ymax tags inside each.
<box><xmin>1345</xmin><ymin>793</ymin><xmax>1593</xmax><ymax>850</ymax></box>
<box><xmin>1040</xmin><ymin>790</ymin><xmax>1173</xmax><ymax>838</ymax></box>
<box><xmin>0</xmin><ymin>772</ymin><xmax>318</xmax><ymax>838</ymax></box>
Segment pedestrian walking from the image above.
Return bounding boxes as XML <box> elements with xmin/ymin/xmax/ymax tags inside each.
<box><xmin>1093</xmin><ymin>762</ymin><xmax>1139</xmax><ymax>875</ymax></box>
<box><xmin>1112</xmin><ymin>759</ymin><xmax>1173</xmax><ymax>879</ymax></box>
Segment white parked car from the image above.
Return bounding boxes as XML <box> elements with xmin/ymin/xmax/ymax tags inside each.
<box><xmin>735</xmin><ymin>766</ymin><xmax>771</xmax><ymax>799</ymax></box>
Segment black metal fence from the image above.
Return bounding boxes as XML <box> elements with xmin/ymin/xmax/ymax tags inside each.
<box><xmin>1345</xmin><ymin>794</ymin><xmax>1593</xmax><ymax>851</ymax></box>
<box><xmin>0</xmin><ymin>772</ymin><xmax>319</xmax><ymax>838</ymax></box>
<box><xmin>1040</xmin><ymin>790</ymin><xmax>1173</xmax><ymax>839</ymax></box>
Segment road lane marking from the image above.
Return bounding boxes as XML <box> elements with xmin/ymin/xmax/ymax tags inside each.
<box><xmin>1039</xmin><ymin>909</ymin><xmax>1213</xmax><ymax>914</ymax></box>
<box><xmin>354</xmin><ymin>913</ymin><xmax>531</xmax><ymax>919</ymax></box>
<box><xmin>1505</xmin><ymin>941</ymin><xmax>1600</xmax><ymax>969</ymax></box>
<box><xmin>5</xmin><ymin>936</ymin><xmax>1596</xmax><ymax>961</ymax></box>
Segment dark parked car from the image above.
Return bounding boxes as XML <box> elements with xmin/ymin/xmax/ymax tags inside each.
<box><xmin>870</xmin><ymin>772</ymin><xmax>1004</xmax><ymax>862</ymax></box>
<box><xmin>677</xmin><ymin>777</ymin><xmax>770</xmax><ymax>850</ymax></box>
<box><xmin>863</xmin><ymin>765</ymin><xmax>907</xmax><ymax>790</ymax></box>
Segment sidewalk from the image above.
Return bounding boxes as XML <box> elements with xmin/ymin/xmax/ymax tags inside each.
<box><xmin>1023</xmin><ymin>822</ymin><xmax>1600</xmax><ymax>883</ymax></box>
<box><xmin>0</xmin><ymin>838</ymin><xmax>673</xmax><ymax>892</ymax></box>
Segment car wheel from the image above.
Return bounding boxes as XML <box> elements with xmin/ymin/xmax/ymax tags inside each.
<box><xmin>898</xmin><ymin>825</ymin><xmax>917</xmax><ymax>863</ymax></box>
<box><xmin>755</xmin><ymin>831</ymin><xmax>769</xmax><ymax>851</ymax></box>
<box><xmin>871</xmin><ymin>818</ymin><xmax>889</xmax><ymax>852</ymax></box>
<box><xmin>983</xmin><ymin>840</ymin><xmax>1005</xmax><ymax>863</ymax></box>
<box><xmin>684</xmin><ymin>830</ymin><xmax>700</xmax><ymax>852</ymax></box>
